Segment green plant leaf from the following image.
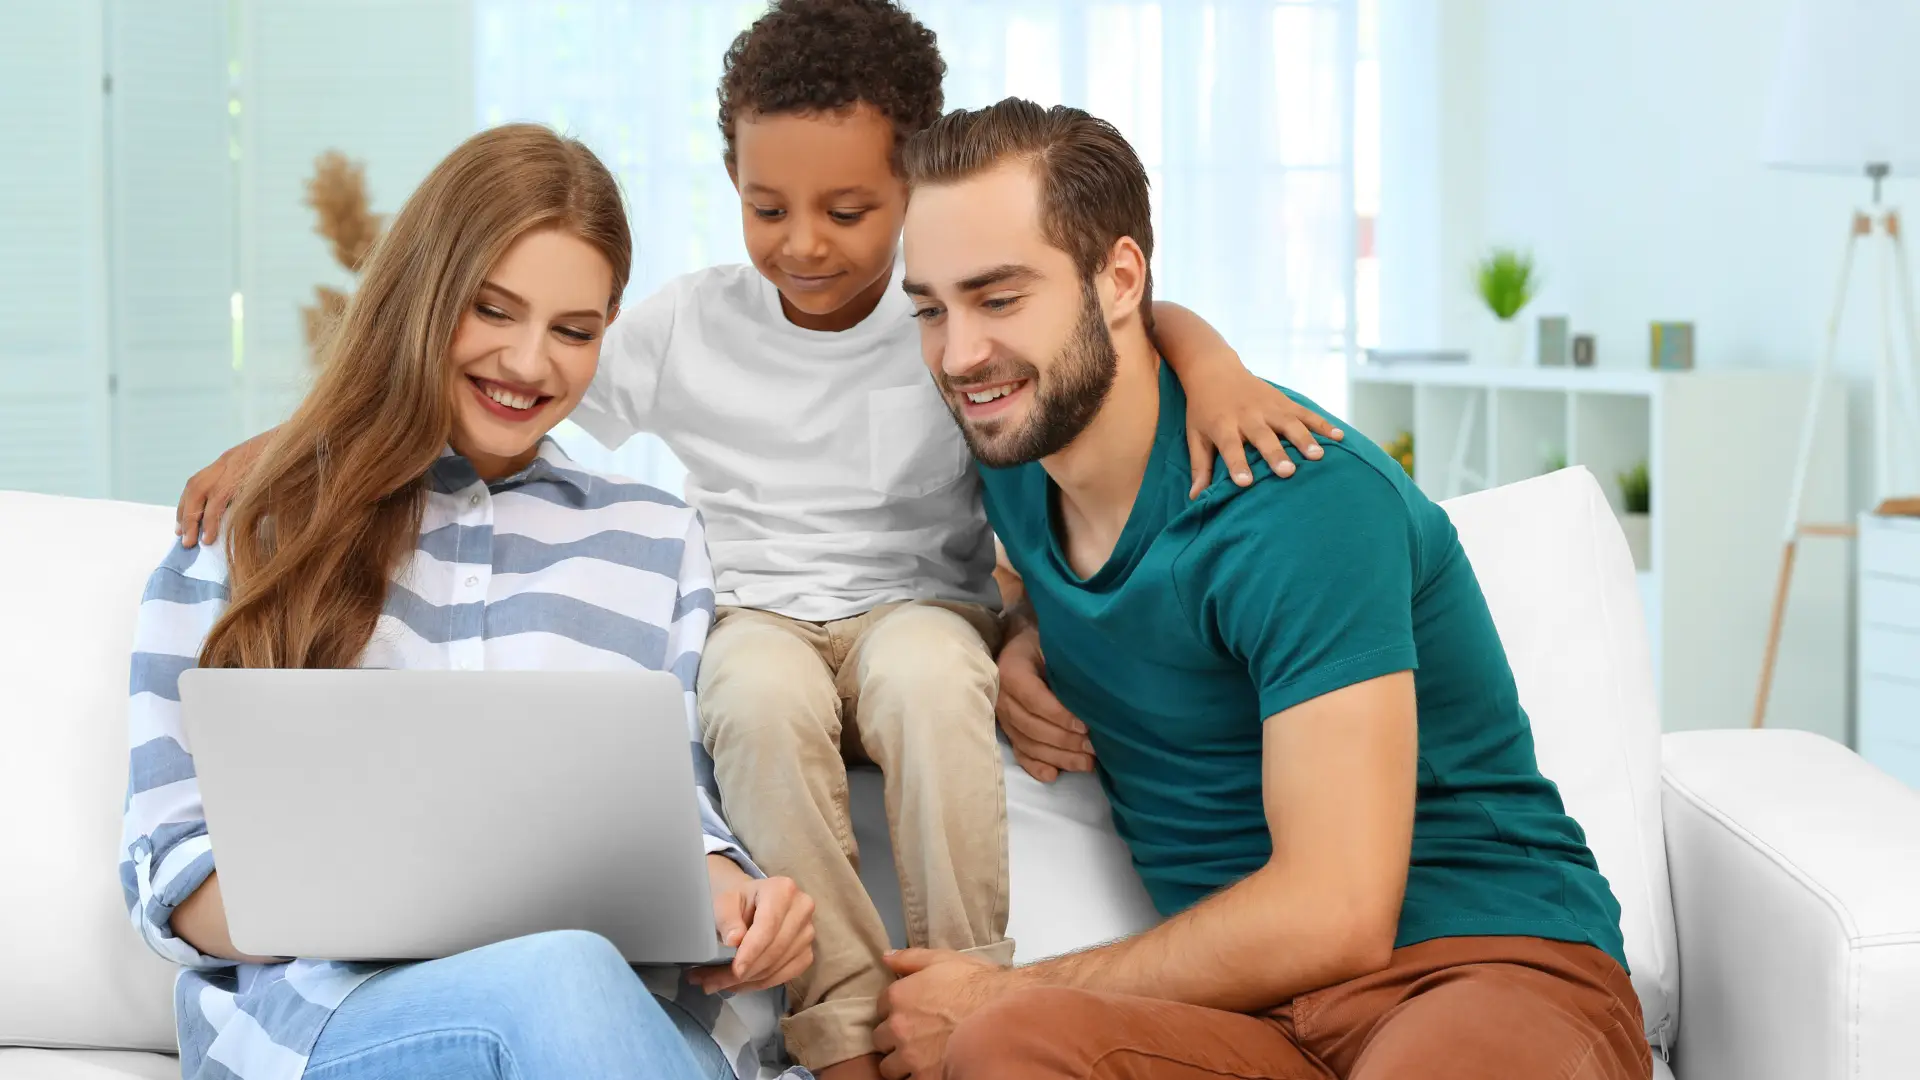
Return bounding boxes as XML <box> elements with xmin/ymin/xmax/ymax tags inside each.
<box><xmin>1474</xmin><ymin>248</ymin><xmax>1539</xmax><ymax>320</ymax></box>
<box><xmin>1617</xmin><ymin>460</ymin><xmax>1651</xmax><ymax>514</ymax></box>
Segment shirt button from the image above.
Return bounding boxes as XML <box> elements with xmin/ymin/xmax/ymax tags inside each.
<box><xmin>469</xmin><ymin>494</ymin><xmax>482</xmax><ymax>508</ymax></box>
<box><xmin>465</xmin><ymin>576</ymin><xmax>479</xmax><ymax>587</ymax></box>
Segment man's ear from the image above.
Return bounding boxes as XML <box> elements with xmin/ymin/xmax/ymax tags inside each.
<box><xmin>1100</xmin><ymin>236</ymin><xmax>1150</xmax><ymax>326</ymax></box>
<box><xmin>726</xmin><ymin>159</ymin><xmax>739</xmax><ymax>192</ymax></box>
<box><xmin>605</xmin><ymin>302</ymin><xmax>621</xmax><ymax>328</ymax></box>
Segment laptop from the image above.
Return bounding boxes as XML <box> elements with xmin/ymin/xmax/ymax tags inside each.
<box><xmin>178</xmin><ymin>667</ymin><xmax>736</xmax><ymax>966</ymax></box>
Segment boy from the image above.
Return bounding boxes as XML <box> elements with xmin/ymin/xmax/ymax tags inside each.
<box><xmin>174</xmin><ymin>3</ymin><xmax>1339</xmax><ymax>1076</ymax></box>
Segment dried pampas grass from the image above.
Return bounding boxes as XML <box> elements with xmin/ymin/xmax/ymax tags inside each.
<box><xmin>300</xmin><ymin>151</ymin><xmax>387</xmax><ymax>362</ymax></box>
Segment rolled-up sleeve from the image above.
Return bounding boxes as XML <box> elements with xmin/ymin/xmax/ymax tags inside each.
<box><xmin>119</xmin><ymin>544</ymin><xmax>233</xmax><ymax>969</ymax></box>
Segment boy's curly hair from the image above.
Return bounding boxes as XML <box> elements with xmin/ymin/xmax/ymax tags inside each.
<box><xmin>718</xmin><ymin>0</ymin><xmax>946</xmax><ymax>172</ymax></box>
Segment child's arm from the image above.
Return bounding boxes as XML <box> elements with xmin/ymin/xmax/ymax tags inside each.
<box><xmin>176</xmin><ymin>429</ymin><xmax>275</xmax><ymax>549</ymax></box>
<box><xmin>1152</xmin><ymin>301</ymin><xmax>1345</xmax><ymax>499</ymax></box>
<box><xmin>565</xmin><ymin>281</ymin><xmax>678</xmax><ymax>454</ymax></box>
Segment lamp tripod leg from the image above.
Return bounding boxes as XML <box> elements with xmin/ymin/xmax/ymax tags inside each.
<box><xmin>1753</xmin><ymin>213</ymin><xmax>1864</xmax><ymax>729</ymax></box>
<box><xmin>1884</xmin><ymin>214</ymin><xmax>1920</xmax><ymax>492</ymax></box>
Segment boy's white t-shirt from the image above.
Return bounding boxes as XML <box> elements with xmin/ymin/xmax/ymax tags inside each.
<box><xmin>571</xmin><ymin>261</ymin><xmax>998</xmax><ymax>624</ymax></box>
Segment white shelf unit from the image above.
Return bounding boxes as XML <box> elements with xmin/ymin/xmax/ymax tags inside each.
<box><xmin>1348</xmin><ymin>364</ymin><xmax>1851</xmax><ymax>739</ymax></box>
<box><xmin>1857</xmin><ymin>513</ymin><xmax>1920</xmax><ymax>788</ymax></box>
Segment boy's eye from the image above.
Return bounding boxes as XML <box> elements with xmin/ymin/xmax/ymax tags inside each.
<box><xmin>828</xmin><ymin>209</ymin><xmax>868</xmax><ymax>224</ymax></box>
<box><xmin>911</xmin><ymin>306</ymin><xmax>945</xmax><ymax>322</ymax></box>
<box><xmin>753</xmin><ymin>206</ymin><xmax>786</xmax><ymax>221</ymax></box>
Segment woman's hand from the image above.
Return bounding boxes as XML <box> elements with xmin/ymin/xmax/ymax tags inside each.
<box><xmin>690</xmin><ymin>855</ymin><xmax>816</xmax><ymax>994</ymax></box>
<box><xmin>997</xmin><ymin>622</ymin><xmax>1093</xmax><ymax>782</ymax></box>
<box><xmin>1185</xmin><ymin>373</ymin><xmax>1344</xmax><ymax>498</ymax></box>
<box><xmin>177</xmin><ymin>429</ymin><xmax>275</xmax><ymax>548</ymax></box>
<box><xmin>171</xmin><ymin>872</ymin><xmax>282</xmax><ymax>964</ymax></box>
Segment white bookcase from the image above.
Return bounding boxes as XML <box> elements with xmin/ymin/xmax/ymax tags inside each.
<box><xmin>1348</xmin><ymin>364</ymin><xmax>1851</xmax><ymax>739</ymax></box>
<box><xmin>1857</xmin><ymin>513</ymin><xmax>1920</xmax><ymax>787</ymax></box>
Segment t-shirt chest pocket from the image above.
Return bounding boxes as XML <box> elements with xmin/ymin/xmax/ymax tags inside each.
<box><xmin>867</xmin><ymin>383</ymin><xmax>973</xmax><ymax>498</ymax></box>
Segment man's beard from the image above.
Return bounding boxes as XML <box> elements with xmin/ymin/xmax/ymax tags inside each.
<box><xmin>942</xmin><ymin>285</ymin><xmax>1119</xmax><ymax>469</ymax></box>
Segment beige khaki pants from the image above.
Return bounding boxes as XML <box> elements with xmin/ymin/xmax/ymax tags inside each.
<box><xmin>696</xmin><ymin>600</ymin><xmax>1013</xmax><ymax>1071</ymax></box>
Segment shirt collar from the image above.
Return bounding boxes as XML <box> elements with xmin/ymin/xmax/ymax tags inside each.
<box><xmin>429</xmin><ymin>436</ymin><xmax>588</xmax><ymax>495</ymax></box>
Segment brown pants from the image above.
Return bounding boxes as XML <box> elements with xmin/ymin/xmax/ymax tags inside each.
<box><xmin>944</xmin><ymin>936</ymin><xmax>1653</xmax><ymax>1080</ymax></box>
<box><xmin>697</xmin><ymin>601</ymin><xmax>1013</xmax><ymax>1071</ymax></box>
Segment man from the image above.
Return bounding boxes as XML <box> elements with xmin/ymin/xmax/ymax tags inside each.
<box><xmin>873</xmin><ymin>98</ymin><xmax>1652</xmax><ymax>1080</ymax></box>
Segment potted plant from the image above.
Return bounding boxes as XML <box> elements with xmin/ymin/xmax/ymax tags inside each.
<box><xmin>1473</xmin><ymin>248</ymin><xmax>1538</xmax><ymax>366</ymax></box>
<box><xmin>1617</xmin><ymin>460</ymin><xmax>1651</xmax><ymax>570</ymax></box>
<box><xmin>1383</xmin><ymin>431</ymin><xmax>1414</xmax><ymax>478</ymax></box>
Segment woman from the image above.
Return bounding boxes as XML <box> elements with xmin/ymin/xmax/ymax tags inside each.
<box><xmin>118</xmin><ymin>125</ymin><xmax>814</xmax><ymax>1080</ymax></box>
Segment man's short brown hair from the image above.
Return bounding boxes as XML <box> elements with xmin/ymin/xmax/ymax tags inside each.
<box><xmin>902</xmin><ymin>98</ymin><xmax>1154</xmax><ymax>322</ymax></box>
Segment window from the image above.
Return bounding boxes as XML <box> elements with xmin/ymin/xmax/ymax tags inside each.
<box><xmin>476</xmin><ymin>0</ymin><xmax>1360</xmax><ymax>488</ymax></box>
<box><xmin>1</xmin><ymin>1</ymin><xmax>1360</xmax><ymax>501</ymax></box>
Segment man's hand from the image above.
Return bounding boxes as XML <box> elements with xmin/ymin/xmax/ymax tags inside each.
<box><xmin>176</xmin><ymin>430</ymin><xmax>274</xmax><ymax>548</ymax></box>
<box><xmin>690</xmin><ymin>856</ymin><xmax>815</xmax><ymax>994</ymax></box>
<box><xmin>1184</xmin><ymin>371</ymin><xmax>1344</xmax><ymax>498</ymax></box>
<box><xmin>996</xmin><ymin>623</ymin><xmax>1093</xmax><ymax>782</ymax></box>
<box><xmin>874</xmin><ymin>948</ymin><xmax>1012</xmax><ymax>1079</ymax></box>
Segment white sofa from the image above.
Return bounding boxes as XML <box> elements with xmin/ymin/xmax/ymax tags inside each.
<box><xmin>4</xmin><ymin>468</ymin><xmax>1918</xmax><ymax>1080</ymax></box>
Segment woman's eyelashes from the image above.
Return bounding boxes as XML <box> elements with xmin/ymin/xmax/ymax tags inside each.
<box><xmin>473</xmin><ymin>304</ymin><xmax>594</xmax><ymax>344</ymax></box>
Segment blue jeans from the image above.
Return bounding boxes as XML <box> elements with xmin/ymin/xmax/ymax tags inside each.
<box><xmin>302</xmin><ymin>930</ymin><xmax>735</xmax><ymax>1080</ymax></box>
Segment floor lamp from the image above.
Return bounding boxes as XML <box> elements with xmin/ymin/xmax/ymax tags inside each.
<box><xmin>1752</xmin><ymin>0</ymin><xmax>1920</xmax><ymax>729</ymax></box>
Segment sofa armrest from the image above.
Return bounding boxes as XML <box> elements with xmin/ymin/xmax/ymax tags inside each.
<box><xmin>1661</xmin><ymin>730</ymin><xmax>1920</xmax><ymax>1080</ymax></box>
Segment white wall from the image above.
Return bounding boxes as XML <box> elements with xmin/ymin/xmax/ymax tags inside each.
<box><xmin>1386</xmin><ymin>0</ymin><xmax>1897</xmax><ymax>498</ymax></box>
<box><xmin>1379</xmin><ymin>0</ymin><xmax>1885</xmax><ymax>741</ymax></box>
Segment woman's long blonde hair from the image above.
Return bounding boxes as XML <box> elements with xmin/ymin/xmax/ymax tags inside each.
<box><xmin>201</xmin><ymin>124</ymin><xmax>631</xmax><ymax>670</ymax></box>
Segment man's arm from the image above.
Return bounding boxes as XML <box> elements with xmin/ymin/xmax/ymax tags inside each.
<box><xmin>1008</xmin><ymin>670</ymin><xmax>1417</xmax><ymax>1013</ymax></box>
<box><xmin>994</xmin><ymin>589</ymin><xmax>1095</xmax><ymax>781</ymax></box>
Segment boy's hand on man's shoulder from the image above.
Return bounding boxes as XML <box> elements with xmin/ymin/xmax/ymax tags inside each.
<box><xmin>1184</xmin><ymin>373</ymin><xmax>1344</xmax><ymax>499</ymax></box>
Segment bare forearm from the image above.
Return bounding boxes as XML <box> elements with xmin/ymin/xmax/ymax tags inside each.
<box><xmin>1014</xmin><ymin>868</ymin><xmax>1392</xmax><ymax>1013</ymax></box>
<box><xmin>1000</xmin><ymin>593</ymin><xmax>1037</xmax><ymax>641</ymax></box>
<box><xmin>172</xmin><ymin>873</ymin><xmax>278</xmax><ymax>964</ymax></box>
<box><xmin>1151</xmin><ymin>301</ymin><xmax>1238</xmax><ymax>377</ymax></box>
<box><xmin>708</xmin><ymin>851</ymin><xmax>752</xmax><ymax>890</ymax></box>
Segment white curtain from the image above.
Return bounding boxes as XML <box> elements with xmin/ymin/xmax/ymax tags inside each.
<box><xmin>474</xmin><ymin>0</ymin><xmax>1357</xmax><ymax>492</ymax></box>
<box><xmin>0</xmin><ymin>1</ymin><xmax>1352</xmax><ymax>503</ymax></box>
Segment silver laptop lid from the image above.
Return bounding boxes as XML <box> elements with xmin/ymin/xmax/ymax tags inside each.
<box><xmin>179</xmin><ymin>668</ymin><xmax>728</xmax><ymax>965</ymax></box>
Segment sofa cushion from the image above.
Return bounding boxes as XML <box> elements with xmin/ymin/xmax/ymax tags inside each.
<box><xmin>1432</xmin><ymin>469</ymin><xmax>1677</xmax><ymax>1043</ymax></box>
<box><xmin>0</xmin><ymin>1050</ymin><xmax>179</xmax><ymax>1080</ymax></box>
<box><xmin>3</xmin><ymin>467</ymin><xmax>1674</xmax><ymax>1051</ymax></box>
<box><xmin>0</xmin><ymin>493</ymin><xmax>181</xmax><ymax>1052</ymax></box>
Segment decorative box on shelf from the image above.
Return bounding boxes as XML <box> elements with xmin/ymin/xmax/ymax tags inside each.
<box><xmin>1858</xmin><ymin>513</ymin><xmax>1920</xmax><ymax>788</ymax></box>
<box><xmin>1347</xmin><ymin>363</ymin><xmax>1850</xmax><ymax>738</ymax></box>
